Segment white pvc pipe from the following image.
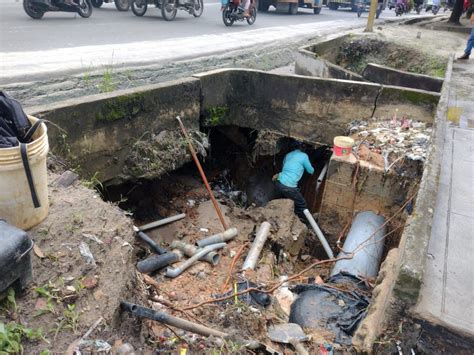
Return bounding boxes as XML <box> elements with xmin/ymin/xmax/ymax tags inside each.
<box><xmin>138</xmin><ymin>213</ymin><xmax>186</xmax><ymax>232</ymax></box>
<box><xmin>303</xmin><ymin>209</ymin><xmax>334</xmax><ymax>259</ymax></box>
<box><xmin>196</xmin><ymin>228</ymin><xmax>238</xmax><ymax>248</ymax></box>
<box><xmin>242</xmin><ymin>222</ymin><xmax>271</xmax><ymax>271</ymax></box>
<box><xmin>316</xmin><ymin>163</ymin><xmax>329</xmax><ymax>193</ymax></box>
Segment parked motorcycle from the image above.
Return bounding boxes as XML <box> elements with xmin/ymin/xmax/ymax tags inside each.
<box><xmin>91</xmin><ymin>0</ymin><xmax>130</xmax><ymax>11</ymax></box>
<box><xmin>131</xmin><ymin>0</ymin><xmax>203</xmax><ymax>20</ymax></box>
<box><xmin>23</xmin><ymin>0</ymin><xmax>92</xmax><ymax>19</ymax></box>
<box><xmin>222</xmin><ymin>0</ymin><xmax>257</xmax><ymax>27</ymax></box>
<box><xmin>414</xmin><ymin>0</ymin><xmax>423</xmax><ymax>13</ymax></box>
<box><xmin>394</xmin><ymin>2</ymin><xmax>406</xmax><ymax>15</ymax></box>
<box><xmin>431</xmin><ymin>4</ymin><xmax>440</xmax><ymax>14</ymax></box>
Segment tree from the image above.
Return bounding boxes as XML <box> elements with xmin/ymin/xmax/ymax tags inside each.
<box><xmin>365</xmin><ymin>0</ymin><xmax>378</xmax><ymax>32</ymax></box>
<box><xmin>449</xmin><ymin>0</ymin><xmax>464</xmax><ymax>24</ymax></box>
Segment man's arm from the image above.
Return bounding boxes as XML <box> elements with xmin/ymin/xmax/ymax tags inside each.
<box><xmin>303</xmin><ymin>154</ymin><xmax>315</xmax><ymax>174</ymax></box>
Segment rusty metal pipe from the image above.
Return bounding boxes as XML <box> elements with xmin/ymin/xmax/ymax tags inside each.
<box><xmin>176</xmin><ymin>116</ymin><xmax>228</xmax><ymax>231</ymax></box>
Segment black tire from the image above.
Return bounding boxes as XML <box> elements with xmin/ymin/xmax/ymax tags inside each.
<box><xmin>115</xmin><ymin>0</ymin><xmax>131</xmax><ymax>10</ymax></box>
<box><xmin>192</xmin><ymin>0</ymin><xmax>204</xmax><ymax>17</ymax></box>
<box><xmin>288</xmin><ymin>2</ymin><xmax>298</xmax><ymax>14</ymax></box>
<box><xmin>247</xmin><ymin>5</ymin><xmax>256</xmax><ymax>24</ymax></box>
<box><xmin>313</xmin><ymin>6</ymin><xmax>321</xmax><ymax>13</ymax></box>
<box><xmin>91</xmin><ymin>0</ymin><xmax>103</xmax><ymax>7</ymax></box>
<box><xmin>23</xmin><ymin>0</ymin><xmax>45</xmax><ymax>19</ymax></box>
<box><xmin>258</xmin><ymin>0</ymin><xmax>269</xmax><ymax>11</ymax></box>
<box><xmin>161</xmin><ymin>0</ymin><xmax>177</xmax><ymax>20</ymax></box>
<box><xmin>77</xmin><ymin>0</ymin><xmax>93</xmax><ymax>17</ymax></box>
<box><xmin>131</xmin><ymin>0</ymin><xmax>147</xmax><ymax>15</ymax></box>
<box><xmin>328</xmin><ymin>3</ymin><xmax>338</xmax><ymax>10</ymax></box>
<box><xmin>222</xmin><ymin>5</ymin><xmax>234</xmax><ymax>26</ymax></box>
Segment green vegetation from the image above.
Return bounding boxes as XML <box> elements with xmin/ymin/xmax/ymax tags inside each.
<box><xmin>0</xmin><ymin>321</ymin><xmax>46</xmax><ymax>354</ymax></box>
<box><xmin>98</xmin><ymin>67</ymin><xmax>116</xmax><ymax>93</ymax></box>
<box><xmin>95</xmin><ymin>93</ymin><xmax>146</xmax><ymax>122</ymax></box>
<box><xmin>206</xmin><ymin>106</ymin><xmax>229</xmax><ymax>126</ymax></box>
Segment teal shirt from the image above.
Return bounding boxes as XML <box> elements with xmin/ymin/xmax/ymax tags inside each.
<box><xmin>278</xmin><ymin>149</ymin><xmax>314</xmax><ymax>188</ymax></box>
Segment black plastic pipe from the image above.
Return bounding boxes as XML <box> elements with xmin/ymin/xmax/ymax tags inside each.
<box><xmin>121</xmin><ymin>302</ymin><xmax>228</xmax><ymax>338</ymax></box>
<box><xmin>137</xmin><ymin>252</ymin><xmax>180</xmax><ymax>274</ymax></box>
<box><xmin>134</xmin><ymin>226</ymin><xmax>167</xmax><ymax>255</ymax></box>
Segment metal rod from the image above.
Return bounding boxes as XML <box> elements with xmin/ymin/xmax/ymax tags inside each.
<box><xmin>242</xmin><ymin>222</ymin><xmax>271</xmax><ymax>271</ymax></box>
<box><xmin>121</xmin><ymin>302</ymin><xmax>228</xmax><ymax>338</ymax></box>
<box><xmin>176</xmin><ymin>116</ymin><xmax>228</xmax><ymax>231</ymax></box>
<box><xmin>303</xmin><ymin>209</ymin><xmax>334</xmax><ymax>259</ymax></box>
<box><xmin>138</xmin><ymin>213</ymin><xmax>186</xmax><ymax>232</ymax></box>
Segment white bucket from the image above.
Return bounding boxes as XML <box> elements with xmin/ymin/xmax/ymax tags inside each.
<box><xmin>0</xmin><ymin>116</ymin><xmax>49</xmax><ymax>230</ymax></box>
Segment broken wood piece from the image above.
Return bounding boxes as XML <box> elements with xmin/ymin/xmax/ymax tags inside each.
<box><xmin>138</xmin><ymin>213</ymin><xmax>186</xmax><ymax>232</ymax></box>
<box><xmin>121</xmin><ymin>302</ymin><xmax>228</xmax><ymax>338</ymax></box>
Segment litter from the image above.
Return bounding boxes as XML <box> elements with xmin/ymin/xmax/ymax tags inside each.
<box><xmin>78</xmin><ymin>242</ymin><xmax>96</xmax><ymax>268</ymax></box>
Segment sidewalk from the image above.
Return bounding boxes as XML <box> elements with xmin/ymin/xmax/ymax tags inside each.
<box><xmin>414</xmin><ymin>54</ymin><xmax>474</xmax><ymax>337</ymax></box>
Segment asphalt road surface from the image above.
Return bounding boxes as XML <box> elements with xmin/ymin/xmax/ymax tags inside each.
<box><xmin>1</xmin><ymin>0</ymin><xmax>387</xmax><ymax>52</ymax></box>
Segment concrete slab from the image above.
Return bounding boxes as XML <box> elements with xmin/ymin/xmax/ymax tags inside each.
<box><xmin>414</xmin><ymin>59</ymin><xmax>474</xmax><ymax>337</ymax></box>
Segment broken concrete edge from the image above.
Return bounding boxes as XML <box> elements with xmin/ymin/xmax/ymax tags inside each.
<box><xmin>392</xmin><ymin>55</ymin><xmax>453</xmax><ymax>305</ymax></box>
<box><xmin>352</xmin><ymin>248</ymin><xmax>399</xmax><ymax>352</ymax></box>
<box><xmin>362</xmin><ymin>63</ymin><xmax>444</xmax><ymax>93</ymax></box>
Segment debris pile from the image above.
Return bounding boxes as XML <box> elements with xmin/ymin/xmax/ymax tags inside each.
<box><xmin>349</xmin><ymin>115</ymin><xmax>432</xmax><ymax>171</ymax></box>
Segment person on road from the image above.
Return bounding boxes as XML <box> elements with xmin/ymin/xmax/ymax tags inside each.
<box><xmin>458</xmin><ymin>14</ymin><xmax>474</xmax><ymax>60</ymax></box>
<box><xmin>274</xmin><ymin>141</ymin><xmax>314</xmax><ymax>220</ymax></box>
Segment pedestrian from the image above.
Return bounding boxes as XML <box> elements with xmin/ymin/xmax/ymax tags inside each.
<box><xmin>274</xmin><ymin>141</ymin><xmax>314</xmax><ymax>220</ymax></box>
<box><xmin>458</xmin><ymin>13</ymin><xmax>474</xmax><ymax>60</ymax></box>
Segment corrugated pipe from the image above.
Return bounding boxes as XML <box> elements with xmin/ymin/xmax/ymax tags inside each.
<box><xmin>242</xmin><ymin>222</ymin><xmax>271</xmax><ymax>271</ymax></box>
<box><xmin>138</xmin><ymin>213</ymin><xmax>186</xmax><ymax>232</ymax></box>
<box><xmin>303</xmin><ymin>209</ymin><xmax>334</xmax><ymax>259</ymax></box>
<box><xmin>166</xmin><ymin>243</ymin><xmax>226</xmax><ymax>278</ymax></box>
<box><xmin>196</xmin><ymin>228</ymin><xmax>238</xmax><ymax>248</ymax></box>
<box><xmin>121</xmin><ymin>302</ymin><xmax>228</xmax><ymax>338</ymax></box>
<box><xmin>137</xmin><ymin>250</ymin><xmax>182</xmax><ymax>274</ymax></box>
<box><xmin>170</xmin><ymin>240</ymin><xmax>220</xmax><ymax>266</ymax></box>
<box><xmin>331</xmin><ymin>211</ymin><xmax>386</xmax><ymax>278</ymax></box>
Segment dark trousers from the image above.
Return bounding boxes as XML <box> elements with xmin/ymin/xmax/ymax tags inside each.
<box><xmin>274</xmin><ymin>181</ymin><xmax>308</xmax><ymax>220</ymax></box>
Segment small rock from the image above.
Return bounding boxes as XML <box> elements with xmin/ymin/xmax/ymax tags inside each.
<box><xmin>300</xmin><ymin>254</ymin><xmax>310</xmax><ymax>261</ymax></box>
<box><xmin>82</xmin><ymin>277</ymin><xmax>98</xmax><ymax>289</ymax></box>
<box><xmin>115</xmin><ymin>343</ymin><xmax>135</xmax><ymax>355</ymax></box>
<box><xmin>64</xmin><ymin>285</ymin><xmax>76</xmax><ymax>295</ymax></box>
<box><xmin>196</xmin><ymin>271</ymin><xmax>207</xmax><ymax>280</ymax></box>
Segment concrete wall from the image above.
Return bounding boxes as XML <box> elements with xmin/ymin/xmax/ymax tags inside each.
<box><xmin>362</xmin><ymin>63</ymin><xmax>444</xmax><ymax>93</ymax></box>
<box><xmin>28</xmin><ymin>78</ymin><xmax>201</xmax><ymax>182</ymax></box>
<box><xmin>27</xmin><ymin>69</ymin><xmax>439</xmax><ymax>183</ymax></box>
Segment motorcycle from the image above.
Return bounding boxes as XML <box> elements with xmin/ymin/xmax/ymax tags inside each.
<box><xmin>23</xmin><ymin>0</ymin><xmax>92</xmax><ymax>19</ymax></box>
<box><xmin>131</xmin><ymin>0</ymin><xmax>203</xmax><ymax>21</ymax></box>
<box><xmin>431</xmin><ymin>4</ymin><xmax>440</xmax><ymax>14</ymax></box>
<box><xmin>222</xmin><ymin>0</ymin><xmax>257</xmax><ymax>27</ymax></box>
<box><xmin>394</xmin><ymin>2</ymin><xmax>406</xmax><ymax>15</ymax></box>
<box><xmin>414</xmin><ymin>0</ymin><xmax>423</xmax><ymax>13</ymax></box>
<box><xmin>91</xmin><ymin>0</ymin><xmax>130</xmax><ymax>11</ymax></box>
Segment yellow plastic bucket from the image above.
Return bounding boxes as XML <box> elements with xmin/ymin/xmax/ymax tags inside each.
<box><xmin>0</xmin><ymin>116</ymin><xmax>49</xmax><ymax>230</ymax></box>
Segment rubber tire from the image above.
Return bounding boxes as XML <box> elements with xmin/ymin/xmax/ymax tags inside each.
<box><xmin>313</xmin><ymin>6</ymin><xmax>321</xmax><ymax>13</ymax></box>
<box><xmin>247</xmin><ymin>6</ymin><xmax>257</xmax><ymax>24</ymax></box>
<box><xmin>77</xmin><ymin>0</ymin><xmax>93</xmax><ymax>17</ymax></box>
<box><xmin>288</xmin><ymin>2</ymin><xmax>298</xmax><ymax>14</ymax></box>
<box><xmin>222</xmin><ymin>5</ymin><xmax>234</xmax><ymax>26</ymax></box>
<box><xmin>328</xmin><ymin>3</ymin><xmax>338</xmax><ymax>10</ymax></box>
<box><xmin>91</xmin><ymin>0</ymin><xmax>103</xmax><ymax>7</ymax></box>
<box><xmin>115</xmin><ymin>0</ymin><xmax>131</xmax><ymax>10</ymax></box>
<box><xmin>131</xmin><ymin>0</ymin><xmax>147</xmax><ymax>15</ymax></box>
<box><xmin>23</xmin><ymin>0</ymin><xmax>45</xmax><ymax>19</ymax></box>
<box><xmin>192</xmin><ymin>0</ymin><xmax>204</xmax><ymax>17</ymax></box>
<box><xmin>161</xmin><ymin>0</ymin><xmax>177</xmax><ymax>20</ymax></box>
<box><xmin>258</xmin><ymin>0</ymin><xmax>269</xmax><ymax>11</ymax></box>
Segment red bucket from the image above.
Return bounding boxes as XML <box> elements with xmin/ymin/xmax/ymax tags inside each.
<box><xmin>333</xmin><ymin>136</ymin><xmax>354</xmax><ymax>157</ymax></box>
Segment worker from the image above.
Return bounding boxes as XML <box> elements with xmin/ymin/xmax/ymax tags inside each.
<box><xmin>274</xmin><ymin>141</ymin><xmax>314</xmax><ymax>220</ymax></box>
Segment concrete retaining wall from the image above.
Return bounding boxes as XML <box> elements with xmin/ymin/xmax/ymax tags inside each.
<box><xmin>362</xmin><ymin>63</ymin><xmax>444</xmax><ymax>93</ymax></box>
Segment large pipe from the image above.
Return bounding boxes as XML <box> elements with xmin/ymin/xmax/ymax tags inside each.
<box><xmin>137</xmin><ymin>250</ymin><xmax>182</xmax><ymax>274</ymax></box>
<box><xmin>170</xmin><ymin>240</ymin><xmax>220</xmax><ymax>266</ymax></box>
<box><xmin>176</xmin><ymin>116</ymin><xmax>228</xmax><ymax>231</ymax></box>
<box><xmin>121</xmin><ymin>302</ymin><xmax>228</xmax><ymax>338</ymax></box>
<box><xmin>133</xmin><ymin>226</ymin><xmax>168</xmax><ymax>255</ymax></box>
<box><xmin>331</xmin><ymin>211</ymin><xmax>386</xmax><ymax>278</ymax></box>
<box><xmin>196</xmin><ymin>228</ymin><xmax>238</xmax><ymax>248</ymax></box>
<box><xmin>303</xmin><ymin>209</ymin><xmax>334</xmax><ymax>259</ymax></box>
<box><xmin>316</xmin><ymin>162</ymin><xmax>329</xmax><ymax>193</ymax></box>
<box><xmin>138</xmin><ymin>213</ymin><xmax>186</xmax><ymax>232</ymax></box>
<box><xmin>242</xmin><ymin>222</ymin><xmax>271</xmax><ymax>271</ymax></box>
<box><xmin>166</xmin><ymin>243</ymin><xmax>226</xmax><ymax>278</ymax></box>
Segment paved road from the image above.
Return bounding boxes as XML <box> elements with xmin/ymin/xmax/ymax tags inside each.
<box><xmin>0</xmin><ymin>0</ymin><xmax>373</xmax><ymax>52</ymax></box>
